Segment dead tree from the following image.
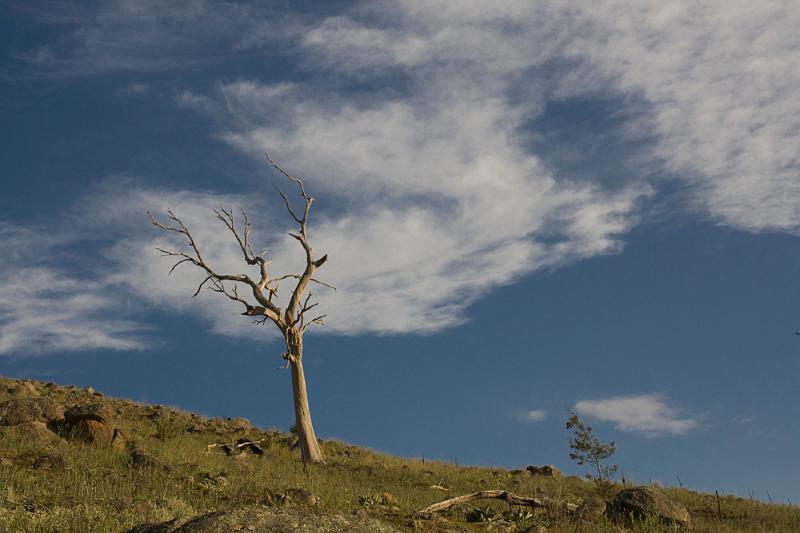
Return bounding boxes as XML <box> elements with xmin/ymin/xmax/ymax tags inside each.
<box><xmin>148</xmin><ymin>155</ymin><xmax>331</xmax><ymax>464</ymax></box>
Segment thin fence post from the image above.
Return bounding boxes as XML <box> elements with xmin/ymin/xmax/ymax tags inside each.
<box><xmin>715</xmin><ymin>490</ymin><xmax>723</xmax><ymax>523</ymax></box>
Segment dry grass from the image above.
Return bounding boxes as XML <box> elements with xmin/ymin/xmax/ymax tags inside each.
<box><xmin>0</xmin><ymin>377</ymin><xmax>798</xmax><ymax>532</ymax></box>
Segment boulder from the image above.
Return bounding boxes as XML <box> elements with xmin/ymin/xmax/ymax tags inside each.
<box><xmin>0</xmin><ymin>398</ymin><xmax>64</xmax><ymax>426</ymax></box>
<box><xmin>612</xmin><ymin>486</ymin><xmax>690</xmax><ymax>527</ymax></box>
<box><xmin>71</xmin><ymin>418</ymin><xmax>114</xmax><ymax>445</ymax></box>
<box><xmin>64</xmin><ymin>403</ymin><xmax>112</xmax><ymax>424</ymax></box>
<box><xmin>526</xmin><ymin>465</ymin><xmax>562</xmax><ymax>477</ymax></box>
<box><xmin>575</xmin><ymin>495</ymin><xmax>606</xmax><ymax>521</ymax></box>
<box><xmin>5</xmin><ymin>381</ymin><xmax>40</xmax><ymax>399</ymax></box>
<box><xmin>124</xmin><ymin>505</ymin><xmax>404</xmax><ymax>532</ymax></box>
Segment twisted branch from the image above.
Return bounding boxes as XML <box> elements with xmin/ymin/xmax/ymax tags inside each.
<box><xmin>148</xmin><ymin>156</ymin><xmax>334</xmax><ymax>342</ymax></box>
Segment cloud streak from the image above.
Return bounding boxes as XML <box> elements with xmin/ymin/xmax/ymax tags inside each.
<box><xmin>519</xmin><ymin>409</ymin><xmax>547</xmax><ymax>423</ymax></box>
<box><xmin>0</xmin><ymin>223</ymin><xmax>148</xmax><ymax>355</ymax></box>
<box><xmin>6</xmin><ymin>0</ymin><xmax>798</xmax><ymax>348</ymax></box>
<box><xmin>575</xmin><ymin>394</ymin><xmax>698</xmax><ymax>437</ymax></box>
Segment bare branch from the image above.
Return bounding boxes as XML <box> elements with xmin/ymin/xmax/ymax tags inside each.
<box><xmin>302</xmin><ymin>314</ymin><xmax>327</xmax><ymax>332</ymax></box>
<box><xmin>274</xmin><ymin>186</ymin><xmax>304</xmax><ymax>224</ymax></box>
<box><xmin>265</xmin><ymin>155</ymin><xmax>327</xmax><ymax>327</ymax></box>
<box><xmin>149</xmin><ymin>208</ymin><xmax>283</xmax><ymax>326</ymax></box>
<box><xmin>192</xmin><ymin>275</ymin><xmax>213</xmax><ymax>298</ymax></box>
<box><xmin>168</xmin><ymin>257</ymin><xmax>193</xmax><ymax>275</ymax></box>
<box><xmin>265</xmin><ymin>153</ymin><xmax>311</xmax><ymax>203</ymax></box>
<box><xmin>273</xmin><ymin>274</ymin><xmax>336</xmax><ymax>291</ymax></box>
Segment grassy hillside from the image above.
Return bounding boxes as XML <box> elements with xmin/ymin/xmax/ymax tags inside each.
<box><xmin>0</xmin><ymin>376</ymin><xmax>798</xmax><ymax>532</ymax></box>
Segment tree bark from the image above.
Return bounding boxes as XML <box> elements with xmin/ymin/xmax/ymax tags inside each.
<box><xmin>287</xmin><ymin>328</ymin><xmax>324</xmax><ymax>464</ymax></box>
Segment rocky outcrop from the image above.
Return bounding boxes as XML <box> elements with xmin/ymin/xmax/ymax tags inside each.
<box><xmin>124</xmin><ymin>506</ymin><xmax>403</xmax><ymax>533</ymax></box>
<box><xmin>0</xmin><ymin>397</ymin><xmax>64</xmax><ymax>426</ymax></box>
<box><xmin>612</xmin><ymin>486</ymin><xmax>690</xmax><ymax>527</ymax></box>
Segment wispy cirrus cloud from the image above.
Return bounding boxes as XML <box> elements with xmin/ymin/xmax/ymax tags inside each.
<box><xmin>518</xmin><ymin>409</ymin><xmax>547</xmax><ymax>423</ymax></box>
<box><xmin>6</xmin><ymin>0</ymin><xmax>799</xmax><ymax>348</ymax></box>
<box><xmin>0</xmin><ymin>223</ymin><xmax>148</xmax><ymax>355</ymax></box>
<box><xmin>574</xmin><ymin>393</ymin><xmax>698</xmax><ymax>437</ymax></box>
<box><xmin>115</xmin><ymin>83</ymin><xmax>149</xmax><ymax>98</ymax></box>
<box><xmin>294</xmin><ymin>1</ymin><xmax>800</xmax><ymax>234</ymax></box>
<box><xmin>7</xmin><ymin>0</ymin><xmax>290</xmax><ymax>78</ymax></box>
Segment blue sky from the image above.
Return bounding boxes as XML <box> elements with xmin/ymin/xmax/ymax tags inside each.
<box><xmin>1</xmin><ymin>1</ymin><xmax>799</xmax><ymax>503</ymax></box>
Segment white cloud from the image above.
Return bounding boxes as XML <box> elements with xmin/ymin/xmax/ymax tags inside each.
<box><xmin>574</xmin><ymin>394</ymin><xmax>698</xmax><ymax>437</ymax></box>
<box><xmin>0</xmin><ymin>223</ymin><xmax>148</xmax><ymax>355</ymax></box>
<box><xmin>115</xmin><ymin>83</ymin><xmax>149</xmax><ymax>97</ymax></box>
<box><xmin>16</xmin><ymin>1</ymin><xmax>800</xmax><ymax>235</ymax></box>
<box><xmin>555</xmin><ymin>1</ymin><xmax>800</xmax><ymax>233</ymax></box>
<box><xmin>519</xmin><ymin>409</ymin><xmax>547</xmax><ymax>423</ymax></box>
<box><xmin>104</xmin><ymin>83</ymin><xmax>647</xmax><ymax>334</ymax></box>
<box><xmin>10</xmin><ymin>1</ymin><xmax>286</xmax><ymax>77</ymax></box>
<box><xmin>295</xmin><ymin>1</ymin><xmax>800</xmax><ymax>233</ymax></box>
<box><xmin>8</xmin><ymin>0</ymin><xmax>798</xmax><ymax>348</ymax></box>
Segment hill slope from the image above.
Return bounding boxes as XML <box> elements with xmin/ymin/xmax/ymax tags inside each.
<box><xmin>0</xmin><ymin>376</ymin><xmax>797</xmax><ymax>532</ymax></box>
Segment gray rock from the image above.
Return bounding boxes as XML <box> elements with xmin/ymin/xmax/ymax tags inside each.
<box><xmin>613</xmin><ymin>486</ymin><xmax>690</xmax><ymax>527</ymax></box>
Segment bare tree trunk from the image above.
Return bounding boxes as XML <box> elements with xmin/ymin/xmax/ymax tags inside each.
<box><xmin>149</xmin><ymin>161</ymin><xmax>332</xmax><ymax>468</ymax></box>
<box><xmin>287</xmin><ymin>328</ymin><xmax>324</xmax><ymax>464</ymax></box>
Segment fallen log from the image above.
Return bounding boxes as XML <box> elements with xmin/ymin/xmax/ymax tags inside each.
<box><xmin>419</xmin><ymin>490</ymin><xmax>578</xmax><ymax>514</ymax></box>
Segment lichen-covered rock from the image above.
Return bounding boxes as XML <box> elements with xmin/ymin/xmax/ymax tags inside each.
<box><xmin>124</xmin><ymin>505</ymin><xmax>404</xmax><ymax>532</ymax></box>
<box><xmin>613</xmin><ymin>486</ymin><xmax>690</xmax><ymax>527</ymax></box>
<box><xmin>0</xmin><ymin>397</ymin><xmax>64</xmax><ymax>426</ymax></box>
